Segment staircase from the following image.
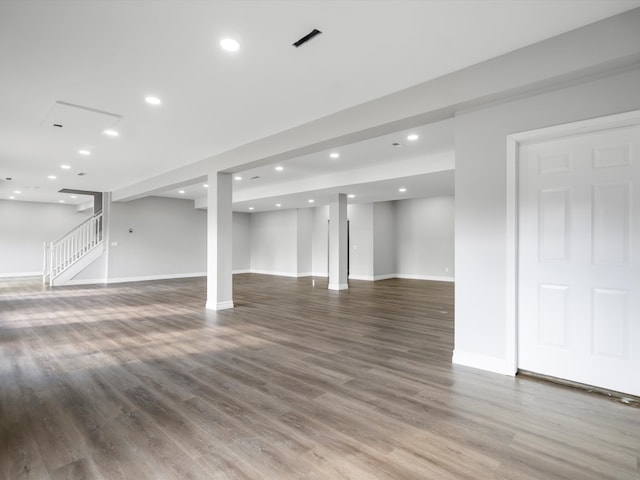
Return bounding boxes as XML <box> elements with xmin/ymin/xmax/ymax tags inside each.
<box><xmin>43</xmin><ymin>212</ymin><xmax>104</xmax><ymax>286</ymax></box>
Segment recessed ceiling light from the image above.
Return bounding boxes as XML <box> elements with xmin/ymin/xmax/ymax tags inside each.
<box><xmin>59</xmin><ymin>200</ymin><xmax>65</xmax><ymax>203</ymax></box>
<box><xmin>13</xmin><ymin>190</ymin><xmax>21</xmax><ymax>194</ymax></box>
<box><xmin>234</xmin><ymin>176</ymin><xmax>242</xmax><ymax>181</ymax></box>
<box><xmin>275</xmin><ymin>166</ymin><xmax>284</xmax><ymax>171</ymax></box>
<box><xmin>145</xmin><ymin>96</ymin><xmax>161</xmax><ymax>105</ymax></box>
<box><xmin>203</xmin><ymin>184</ymin><xmax>209</xmax><ymax>188</ymax></box>
<box><xmin>308</xmin><ymin>199</ymin><xmax>314</xmax><ymax>203</ymax></box>
<box><xmin>276</xmin><ymin>203</ymin><xmax>282</xmax><ymax>207</ymax></box>
<box><xmin>249</xmin><ymin>207</ymin><xmax>254</xmax><ymax>211</ymax></box>
<box><xmin>330</xmin><ymin>152</ymin><xmax>340</xmax><ymax>159</ymax></box>
<box><xmin>48</xmin><ymin>175</ymin><xmax>57</xmax><ymax>180</ymax></box>
<box><xmin>348</xmin><ymin>194</ymin><xmax>355</xmax><ymax>199</ymax></box>
<box><xmin>70</xmin><ymin>195</ymin><xmax>77</xmax><ymax>199</ymax></box>
<box><xmin>407</xmin><ymin>134</ymin><xmax>419</xmax><ymax>141</ymax></box>
<box><xmin>178</xmin><ymin>190</ymin><xmax>185</xmax><ymax>194</ymax></box>
<box><xmin>9</xmin><ymin>196</ymin><xmax>15</xmax><ymax>200</ymax></box>
<box><xmin>398</xmin><ymin>187</ymin><xmax>407</xmax><ymax>193</ymax></box>
<box><xmin>60</xmin><ymin>165</ymin><xmax>71</xmax><ymax>170</ymax></box>
<box><xmin>220</xmin><ymin>38</ymin><xmax>240</xmax><ymax>52</ymax></box>
<box><xmin>103</xmin><ymin>129</ymin><xmax>119</xmax><ymax>137</ymax></box>
<box><xmin>78</xmin><ymin>149</ymin><xmax>91</xmax><ymax>156</ymax></box>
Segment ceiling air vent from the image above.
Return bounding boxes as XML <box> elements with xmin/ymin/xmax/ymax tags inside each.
<box><xmin>250</xmin><ymin>176</ymin><xmax>261</xmax><ymax>180</ymax></box>
<box><xmin>293</xmin><ymin>29</ymin><xmax>322</xmax><ymax>48</ymax></box>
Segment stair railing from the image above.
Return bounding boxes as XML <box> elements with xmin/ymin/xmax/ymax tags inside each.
<box><xmin>43</xmin><ymin>212</ymin><xmax>104</xmax><ymax>286</ymax></box>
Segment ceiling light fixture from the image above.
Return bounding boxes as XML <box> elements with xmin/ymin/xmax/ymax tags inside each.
<box><xmin>70</xmin><ymin>195</ymin><xmax>77</xmax><ymax>199</ymax></box>
<box><xmin>220</xmin><ymin>38</ymin><xmax>240</xmax><ymax>52</ymax></box>
<box><xmin>103</xmin><ymin>129</ymin><xmax>119</xmax><ymax>137</ymax></box>
<box><xmin>48</xmin><ymin>175</ymin><xmax>57</xmax><ymax>180</ymax></box>
<box><xmin>249</xmin><ymin>207</ymin><xmax>254</xmax><ymax>211</ymax></box>
<box><xmin>399</xmin><ymin>187</ymin><xmax>407</xmax><ymax>193</ymax></box>
<box><xmin>407</xmin><ymin>134</ymin><xmax>419</xmax><ymax>141</ymax></box>
<box><xmin>59</xmin><ymin>200</ymin><xmax>65</xmax><ymax>203</ymax></box>
<box><xmin>60</xmin><ymin>165</ymin><xmax>71</xmax><ymax>170</ymax></box>
<box><xmin>276</xmin><ymin>203</ymin><xmax>282</xmax><ymax>207</ymax></box>
<box><xmin>203</xmin><ymin>184</ymin><xmax>209</xmax><ymax>188</ymax></box>
<box><xmin>308</xmin><ymin>199</ymin><xmax>314</xmax><ymax>203</ymax></box>
<box><xmin>145</xmin><ymin>96</ymin><xmax>161</xmax><ymax>105</ymax></box>
<box><xmin>178</xmin><ymin>190</ymin><xmax>185</xmax><ymax>194</ymax></box>
<box><xmin>275</xmin><ymin>166</ymin><xmax>284</xmax><ymax>171</ymax></box>
<box><xmin>348</xmin><ymin>194</ymin><xmax>355</xmax><ymax>199</ymax></box>
<box><xmin>78</xmin><ymin>149</ymin><xmax>90</xmax><ymax>156</ymax></box>
<box><xmin>330</xmin><ymin>152</ymin><xmax>340</xmax><ymax>159</ymax></box>
<box><xmin>13</xmin><ymin>190</ymin><xmax>21</xmax><ymax>194</ymax></box>
<box><xmin>234</xmin><ymin>176</ymin><xmax>242</xmax><ymax>181</ymax></box>
<box><xmin>9</xmin><ymin>196</ymin><xmax>15</xmax><ymax>200</ymax></box>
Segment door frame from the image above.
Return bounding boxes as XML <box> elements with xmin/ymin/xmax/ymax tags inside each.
<box><xmin>505</xmin><ymin>109</ymin><xmax>640</xmax><ymax>376</ymax></box>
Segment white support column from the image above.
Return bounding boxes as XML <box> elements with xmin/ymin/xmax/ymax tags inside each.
<box><xmin>328</xmin><ymin>193</ymin><xmax>348</xmax><ymax>290</ymax></box>
<box><xmin>206</xmin><ymin>172</ymin><xmax>234</xmax><ymax>310</ymax></box>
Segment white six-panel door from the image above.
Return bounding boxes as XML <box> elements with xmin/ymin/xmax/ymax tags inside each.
<box><xmin>518</xmin><ymin>124</ymin><xmax>640</xmax><ymax>397</ymax></box>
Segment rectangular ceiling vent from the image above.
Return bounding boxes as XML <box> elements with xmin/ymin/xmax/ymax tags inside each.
<box><xmin>293</xmin><ymin>28</ymin><xmax>322</xmax><ymax>48</ymax></box>
<box><xmin>41</xmin><ymin>101</ymin><xmax>121</xmax><ymax>135</ymax></box>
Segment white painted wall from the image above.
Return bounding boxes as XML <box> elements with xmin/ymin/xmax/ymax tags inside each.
<box><xmin>396</xmin><ymin>196</ymin><xmax>454</xmax><ymax>280</ymax></box>
<box><xmin>250</xmin><ymin>209</ymin><xmax>298</xmax><ymax>276</ymax></box>
<box><xmin>233</xmin><ymin>212</ymin><xmax>251</xmax><ymax>272</ymax></box>
<box><xmin>0</xmin><ymin>200</ymin><xmax>90</xmax><ymax>276</ymax></box>
<box><xmin>297</xmin><ymin>208</ymin><xmax>313</xmax><ymax>276</ymax></box>
<box><xmin>373</xmin><ymin>201</ymin><xmax>396</xmax><ymax>278</ymax></box>
<box><xmin>75</xmin><ymin>196</ymin><xmax>207</xmax><ymax>282</ymax></box>
<box><xmin>347</xmin><ymin>203</ymin><xmax>374</xmax><ymax>280</ymax></box>
<box><xmin>454</xmin><ymin>66</ymin><xmax>640</xmax><ymax>374</ymax></box>
<box><xmin>312</xmin><ymin>205</ymin><xmax>329</xmax><ymax>276</ymax></box>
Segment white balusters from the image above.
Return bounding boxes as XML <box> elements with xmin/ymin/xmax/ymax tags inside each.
<box><xmin>43</xmin><ymin>212</ymin><xmax>104</xmax><ymax>285</ymax></box>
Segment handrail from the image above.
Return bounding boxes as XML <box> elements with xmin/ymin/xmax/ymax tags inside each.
<box><xmin>50</xmin><ymin>212</ymin><xmax>102</xmax><ymax>244</ymax></box>
<box><xmin>43</xmin><ymin>212</ymin><xmax>104</xmax><ymax>286</ymax></box>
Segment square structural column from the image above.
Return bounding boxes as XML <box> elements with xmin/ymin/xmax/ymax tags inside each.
<box><xmin>328</xmin><ymin>193</ymin><xmax>348</xmax><ymax>290</ymax></box>
<box><xmin>206</xmin><ymin>172</ymin><xmax>234</xmax><ymax>310</ymax></box>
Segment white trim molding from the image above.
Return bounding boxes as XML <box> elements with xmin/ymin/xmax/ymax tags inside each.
<box><xmin>505</xmin><ymin>108</ymin><xmax>640</xmax><ymax>377</ymax></box>
<box><xmin>395</xmin><ymin>273</ymin><xmax>455</xmax><ymax>282</ymax></box>
<box><xmin>348</xmin><ymin>274</ymin><xmax>375</xmax><ymax>281</ymax></box>
<box><xmin>328</xmin><ymin>283</ymin><xmax>349</xmax><ymax>290</ymax></box>
<box><xmin>452</xmin><ymin>350</ymin><xmax>514</xmax><ymax>375</ymax></box>
<box><xmin>206</xmin><ymin>300</ymin><xmax>234</xmax><ymax>311</ymax></box>
<box><xmin>65</xmin><ymin>271</ymin><xmax>207</xmax><ymax>286</ymax></box>
<box><xmin>0</xmin><ymin>272</ymin><xmax>41</xmax><ymax>278</ymax></box>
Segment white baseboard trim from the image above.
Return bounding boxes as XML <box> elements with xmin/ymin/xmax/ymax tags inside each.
<box><xmin>373</xmin><ymin>274</ymin><xmax>396</xmax><ymax>281</ymax></box>
<box><xmin>348</xmin><ymin>274</ymin><xmax>375</xmax><ymax>281</ymax></box>
<box><xmin>232</xmin><ymin>269</ymin><xmax>251</xmax><ymax>274</ymax></box>
<box><xmin>248</xmin><ymin>269</ymin><xmax>316</xmax><ymax>278</ymax></box>
<box><xmin>328</xmin><ymin>283</ymin><xmax>349</xmax><ymax>290</ymax></box>
<box><xmin>0</xmin><ymin>272</ymin><xmax>41</xmax><ymax>278</ymax></box>
<box><xmin>395</xmin><ymin>273</ymin><xmax>455</xmax><ymax>282</ymax></box>
<box><xmin>64</xmin><ymin>278</ymin><xmax>107</xmax><ymax>286</ymax></box>
<box><xmin>206</xmin><ymin>300</ymin><xmax>234</xmax><ymax>310</ymax></box>
<box><xmin>65</xmin><ymin>272</ymin><xmax>206</xmax><ymax>286</ymax></box>
<box><xmin>311</xmin><ymin>272</ymin><xmax>329</xmax><ymax>278</ymax></box>
<box><xmin>452</xmin><ymin>350</ymin><xmax>514</xmax><ymax>376</ymax></box>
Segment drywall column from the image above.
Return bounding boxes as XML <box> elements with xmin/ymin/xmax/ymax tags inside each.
<box><xmin>206</xmin><ymin>172</ymin><xmax>234</xmax><ymax>310</ymax></box>
<box><xmin>328</xmin><ymin>194</ymin><xmax>348</xmax><ymax>290</ymax></box>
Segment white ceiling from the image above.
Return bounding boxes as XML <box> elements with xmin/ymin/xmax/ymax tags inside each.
<box><xmin>1</xmin><ymin>1</ymin><xmax>639</xmax><ymax>208</ymax></box>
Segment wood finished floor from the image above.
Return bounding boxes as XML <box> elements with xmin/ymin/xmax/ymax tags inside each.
<box><xmin>1</xmin><ymin>274</ymin><xmax>638</xmax><ymax>480</ymax></box>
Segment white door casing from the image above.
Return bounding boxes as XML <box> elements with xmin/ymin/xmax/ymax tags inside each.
<box><xmin>506</xmin><ymin>110</ymin><xmax>640</xmax><ymax>397</ymax></box>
